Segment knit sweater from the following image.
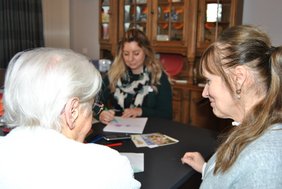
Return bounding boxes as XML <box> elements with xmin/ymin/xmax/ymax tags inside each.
<box><xmin>201</xmin><ymin>123</ymin><xmax>282</xmax><ymax>189</ymax></box>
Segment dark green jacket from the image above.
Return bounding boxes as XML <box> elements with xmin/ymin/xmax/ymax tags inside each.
<box><xmin>99</xmin><ymin>71</ymin><xmax>172</xmax><ymax>120</ymax></box>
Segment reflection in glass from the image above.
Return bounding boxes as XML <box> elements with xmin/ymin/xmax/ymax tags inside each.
<box><xmin>102</xmin><ymin>23</ymin><xmax>109</xmax><ymax>39</ymax></box>
<box><xmin>124</xmin><ymin>5</ymin><xmax>130</xmax><ymax>22</ymax></box>
<box><xmin>156</xmin><ymin>1</ymin><xmax>184</xmax><ymax>41</ymax></box>
<box><xmin>123</xmin><ymin>1</ymin><xmax>148</xmax><ymax>34</ymax></box>
<box><xmin>206</xmin><ymin>3</ymin><xmax>222</xmax><ymax>22</ymax></box>
<box><xmin>101</xmin><ymin>6</ymin><xmax>110</xmax><ymax>23</ymax></box>
<box><xmin>124</xmin><ymin>23</ymin><xmax>130</xmax><ymax>32</ymax></box>
<box><xmin>102</xmin><ymin>0</ymin><xmax>110</xmax><ymax>6</ymax></box>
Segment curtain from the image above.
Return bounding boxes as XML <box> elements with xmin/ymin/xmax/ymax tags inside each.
<box><xmin>0</xmin><ymin>0</ymin><xmax>44</xmax><ymax>68</ymax></box>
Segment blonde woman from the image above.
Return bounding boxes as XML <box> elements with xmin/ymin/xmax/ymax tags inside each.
<box><xmin>98</xmin><ymin>29</ymin><xmax>172</xmax><ymax>124</ymax></box>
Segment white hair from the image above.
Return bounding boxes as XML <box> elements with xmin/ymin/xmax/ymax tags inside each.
<box><xmin>3</xmin><ymin>48</ymin><xmax>101</xmax><ymax>131</ymax></box>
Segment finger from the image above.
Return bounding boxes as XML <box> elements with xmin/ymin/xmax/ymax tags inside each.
<box><xmin>122</xmin><ymin>114</ymin><xmax>130</xmax><ymax>118</ymax></box>
<box><xmin>181</xmin><ymin>157</ymin><xmax>191</xmax><ymax>165</ymax></box>
<box><xmin>121</xmin><ymin>111</ymin><xmax>130</xmax><ymax>117</ymax></box>
<box><xmin>181</xmin><ymin>157</ymin><xmax>186</xmax><ymax>164</ymax></box>
<box><xmin>108</xmin><ymin>110</ymin><xmax>115</xmax><ymax>115</ymax></box>
<box><xmin>183</xmin><ymin>153</ymin><xmax>193</xmax><ymax>159</ymax></box>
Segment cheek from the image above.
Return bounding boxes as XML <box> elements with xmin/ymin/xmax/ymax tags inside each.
<box><xmin>213</xmin><ymin>91</ymin><xmax>234</xmax><ymax>111</ymax></box>
<box><xmin>205</xmin><ymin>85</ymin><xmax>216</xmax><ymax>99</ymax></box>
<box><xmin>139</xmin><ymin>54</ymin><xmax>145</xmax><ymax>62</ymax></box>
<box><xmin>209</xmin><ymin>82</ymin><xmax>227</xmax><ymax>100</ymax></box>
<box><xmin>123</xmin><ymin>55</ymin><xmax>128</xmax><ymax>61</ymax></box>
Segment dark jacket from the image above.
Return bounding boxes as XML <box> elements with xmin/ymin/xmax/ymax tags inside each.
<box><xmin>99</xmin><ymin>71</ymin><xmax>172</xmax><ymax>120</ymax></box>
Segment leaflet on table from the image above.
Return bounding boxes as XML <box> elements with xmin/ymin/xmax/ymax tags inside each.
<box><xmin>131</xmin><ymin>133</ymin><xmax>179</xmax><ymax>148</ymax></box>
<box><xmin>103</xmin><ymin>117</ymin><xmax>148</xmax><ymax>134</ymax></box>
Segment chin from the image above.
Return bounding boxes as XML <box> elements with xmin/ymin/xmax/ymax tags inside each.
<box><xmin>212</xmin><ymin>109</ymin><xmax>224</xmax><ymax>119</ymax></box>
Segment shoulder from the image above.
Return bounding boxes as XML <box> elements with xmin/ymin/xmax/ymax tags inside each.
<box><xmin>249</xmin><ymin>123</ymin><xmax>282</xmax><ymax>151</ymax></box>
<box><xmin>242</xmin><ymin>124</ymin><xmax>282</xmax><ymax>159</ymax></box>
<box><xmin>158</xmin><ymin>71</ymin><xmax>170</xmax><ymax>84</ymax></box>
<box><xmin>84</xmin><ymin>142</ymin><xmax>122</xmax><ymax>157</ymax></box>
<box><xmin>235</xmin><ymin>124</ymin><xmax>282</xmax><ymax>173</ymax></box>
<box><xmin>228</xmin><ymin>125</ymin><xmax>282</xmax><ymax>188</ymax></box>
<box><xmin>81</xmin><ymin>143</ymin><xmax>132</xmax><ymax>169</ymax></box>
<box><xmin>79</xmin><ymin>144</ymin><xmax>141</xmax><ymax>188</ymax></box>
<box><xmin>160</xmin><ymin>71</ymin><xmax>169</xmax><ymax>79</ymax></box>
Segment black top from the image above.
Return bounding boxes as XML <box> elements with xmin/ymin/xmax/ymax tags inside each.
<box><xmin>99</xmin><ymin>71</ymin><xmax>173</xmax><ymax>119</ymax></box>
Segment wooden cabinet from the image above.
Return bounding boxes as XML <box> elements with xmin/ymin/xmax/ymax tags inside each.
<box><xmin>118</xmin><ymin>0</ymin><xmax>152</xmax><ymax>40</ymax></box>
<box><xmin>99</xmin><ymin>0</ymin><xmax>119</xmax><ymax>60</ymax></box>
<box><xmin>196</xmin><ymin>0</ymin><xmax>243</xmax><ymax>55</ymax></box>
<box><xmin>118</xmin><ymin>0</ymin><xmax>197</xmax><ymax>57</ymax></box>
<box><xmin>172</xmin><ymin>86</ymin><xmax>190</xmax><ymax>123</ymax></box>
<box><xmin>117</xmin><ymin>0</ymin><xmax>198</xmax><ymax>80</ymax></box>
<box><xmin>99</xmin><ymin>0</ymin><xmax>243</xmax><ymax>130</ymax></box>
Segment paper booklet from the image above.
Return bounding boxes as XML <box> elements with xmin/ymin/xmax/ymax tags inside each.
<box><xmin>131</xmin><ymin>133</ymin><xmax>179</xmax><ymax>148</ymax></box>
<box><xmin>103</xmin><ymin>117</ymin><xmax>148</xmax><ymax>134</ymax></box>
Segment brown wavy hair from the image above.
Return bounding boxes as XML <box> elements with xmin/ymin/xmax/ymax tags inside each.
<box><xmin>200</xmin><ymin>25</ymin><xmax>282</xmax><ymax>174</ymax></box>
<box><xmin>108</xmin><ymin>28</ymin><xmax>164</xmax><ymax>92</ymax></box>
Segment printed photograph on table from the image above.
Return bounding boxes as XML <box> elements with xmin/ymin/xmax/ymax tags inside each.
<box><xmin>131</xmin><ymin>132</ymin><xmax>179</xmax><ymax>148</ymax></box>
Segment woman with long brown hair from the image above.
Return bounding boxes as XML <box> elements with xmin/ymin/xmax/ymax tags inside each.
<box><xmin>182</xmin><ymin>25</ymin><xmax>282</xmax><ymax>188</ymax></box>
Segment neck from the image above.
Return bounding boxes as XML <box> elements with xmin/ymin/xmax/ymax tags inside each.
<box><xmin>61</xmin><ymin>125</ymin><xmax>84</xmax><ymax>143</ymax></box>
<box><xmin>131</xmin><ymin>66</ymin><xmax>144</xmax><ymax>75</ymax></box>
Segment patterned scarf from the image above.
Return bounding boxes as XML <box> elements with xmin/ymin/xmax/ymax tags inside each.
<box><xmin>114</xmin><ymin>69</ymin><xmax>150</xmax><ymax>109</ymax></box>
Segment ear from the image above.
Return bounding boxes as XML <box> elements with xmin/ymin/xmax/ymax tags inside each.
<box><xmin>233</xmin><ymin>65</ymin><xmax>247</xmax><ymax>89</ymax></box>
<box><xmin>64</xmin><ymin>97</ymin><xmax>80</xmax><ymax>130</ymax></box>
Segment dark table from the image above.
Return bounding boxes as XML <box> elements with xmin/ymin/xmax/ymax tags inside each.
<box><xmin>86</xmin><ymin>118</ymin><xmax>218</xmax><ymax>189</ymax></box>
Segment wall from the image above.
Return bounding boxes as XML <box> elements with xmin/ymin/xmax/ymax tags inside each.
<box><xmin>70</xmin><ymin>0</ymin><xmax>100</xmax><ymax>59</ymax></box>
<box><xmin>42</xmin><ymin>0</ymin><xmax>70</xmax><ymax>48</ymax></box>
<box><xmin>242</xmin><ymin>0</ymin><xmax>282</xmax><ymax>46</ymax></box>
<box><xmin>42</xmin><ymin>0</ymin><xmax>99</xmax><ymax>59</ymax></box>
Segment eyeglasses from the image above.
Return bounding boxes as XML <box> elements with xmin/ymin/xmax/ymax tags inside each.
<box><xmin>92</xmin><ymin>102</ymin><xmax>104</xmax><ymax>116</ymax></box>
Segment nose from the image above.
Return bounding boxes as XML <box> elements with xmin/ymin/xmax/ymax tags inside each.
<box><xmin>128</xmin><ymin>53</ymin><xmax>134</xmax><ymax>61</ymax></box>
<box><xmin>202</xmin><ymin>84</ymin><xmax>209</xmax><ymax>98</ymax></box>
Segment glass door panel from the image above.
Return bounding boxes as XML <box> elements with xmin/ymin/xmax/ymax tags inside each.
<box><xmin>122</xmin><ymin>0</ymin><xmax>148</xmax><ymax>33</ymax></box>
<box><xmin>101</xmin><ymin>0</ymin><xmax>111</xmax><ymax>40</ymax></box>
<box><xmin>156</xmin><ymin>0</ymin><xmax>185</xmax><ymax>41</ymax></box>
<box><xmin>204</xmin><ymin>1</ymin><xmax>231</xmax><ymax>44</ymax></box>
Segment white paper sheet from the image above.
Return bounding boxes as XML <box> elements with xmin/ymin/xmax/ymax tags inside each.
<box><xmin>120</xmin><ymin>153</ymin><xmax>144</xmax><ymax>173</ymax></box>
<box><xmin>103</xmin><ymin>117</ymin><xmax>147</xmax><ymax>134</ymax></box>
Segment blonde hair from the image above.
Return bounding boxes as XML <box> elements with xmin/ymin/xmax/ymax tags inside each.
<box><xmin>108</xmin><ymin>29</ymin><xmax>163</xmax><ymax>92</ymax></box>
<box><xmin>200</xmin><ymin>25</ymin><xmax>282</xmax><ymax>174</ymax></box>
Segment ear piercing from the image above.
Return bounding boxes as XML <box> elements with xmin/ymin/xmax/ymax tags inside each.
<box><xmin>236</xmin><ymin>89</ymin><xmax>241</xmax><ymax>99</ymax></box>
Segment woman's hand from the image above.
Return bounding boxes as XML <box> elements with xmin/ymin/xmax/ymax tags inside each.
<box><xmin>181</xmin><ymin>152</ymin><xmax>205</xmax><ymax>173</ymax></box>
<box><xmin>122</xmin><ymin>108</ymin><xmax>142</xmax><ymax>118</ymax></box>
<box><xmin>99</xmin><ymin>110</ymin><xmax>115</xmax><ymax>124</ymax></box>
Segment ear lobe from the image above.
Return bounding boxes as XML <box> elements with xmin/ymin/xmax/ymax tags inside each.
<box><xmin>64</xmin><ymin>97</ymin><xmax>80</xmax><ymax>130</ymax></box>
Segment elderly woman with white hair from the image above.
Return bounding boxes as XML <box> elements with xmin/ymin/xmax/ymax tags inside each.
<box><xmin>0</xmin><ymin>48</ymin><xmax>141</xmax><ymax>189</ymax></box>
